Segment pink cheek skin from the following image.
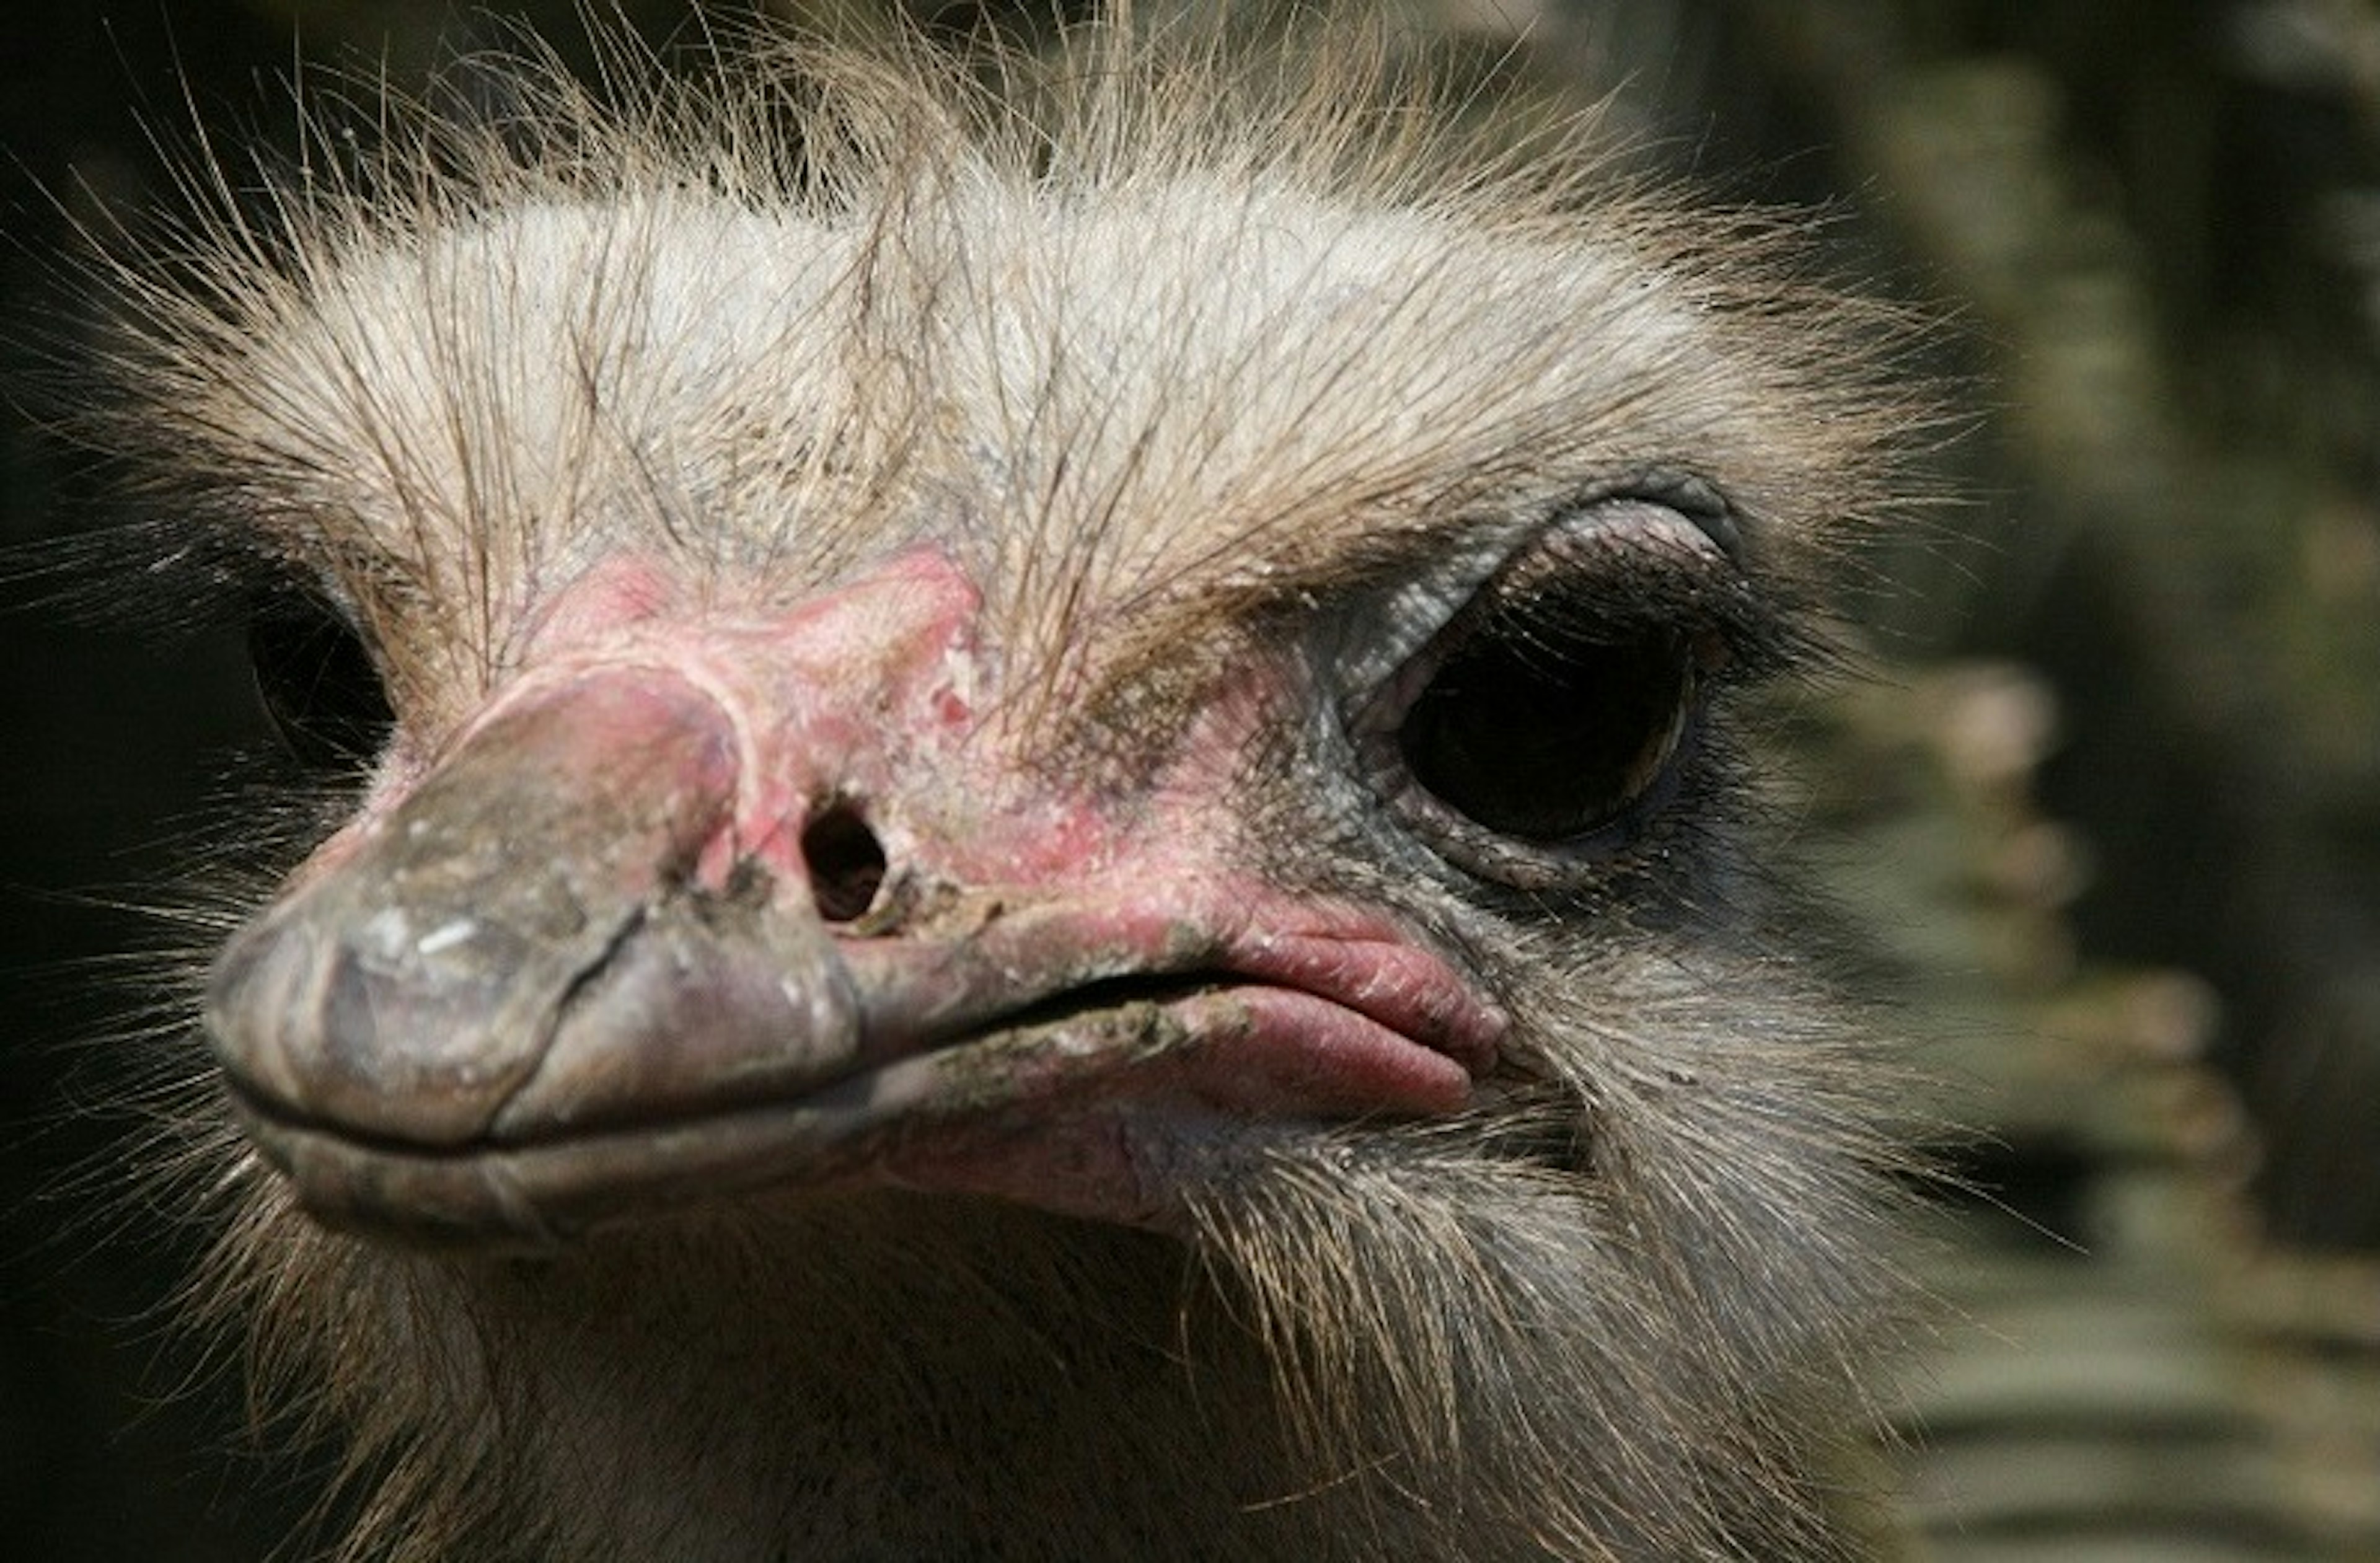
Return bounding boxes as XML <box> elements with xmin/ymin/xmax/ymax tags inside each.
<box><xmin>1173</xmin><ymin>987</ymin><xmax>1478</xmax><ymax>1117</ymax></box>
<box><xmin>1084</xmin><ymin>676</ymin><xmax>1509</xmax><ymax>1089</ymax></box>
<box><xmin>1214</xmin><ymin>920</ymin><xmax>1509</xmax><ymax>1080</ymax></box>
<box><xmin>885</xmin><ymin>674</ymin><xmax>1508</xmax><ymax>1124</ymax></box>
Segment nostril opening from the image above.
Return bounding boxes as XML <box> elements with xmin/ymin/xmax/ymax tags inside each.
<box><xmin>801</xmin><ymin>803</ymin><xmax>888</xmax><ymax>924</ymax></box>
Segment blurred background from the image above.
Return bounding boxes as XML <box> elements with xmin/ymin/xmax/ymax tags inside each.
<box><xmin>2</xmin><ymin>1</ymin><xmax>2375</xmax><ymax>1557</ymax></box>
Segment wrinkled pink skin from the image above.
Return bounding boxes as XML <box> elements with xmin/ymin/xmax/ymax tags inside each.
<box><xmin>208</xmin><ymin>547</ymin><xmax>1506</xmax><ymax>1246</ymax></box>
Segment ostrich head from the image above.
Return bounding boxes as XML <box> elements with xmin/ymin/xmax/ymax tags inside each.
<box><xmin>86</xmin><ymin>15</ymin><xmax>1929</xmax><ymax>1561</ymax></box>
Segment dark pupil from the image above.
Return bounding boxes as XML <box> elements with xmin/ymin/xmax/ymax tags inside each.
<box><xmin>1400</xmin><ymin>626</ymin><xmax>1688</xmax><ymax>841</ymax></box>
<box><xmin>247</xmin><ymin>595</ymin><xmax>394</xmax><ymax>772</ymax></box>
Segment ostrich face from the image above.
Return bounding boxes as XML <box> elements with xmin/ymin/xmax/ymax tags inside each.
<box><xmin>198</xmin><ymin>161</ymin><xmax>1830</xmax><ymax>1249</ymax></box>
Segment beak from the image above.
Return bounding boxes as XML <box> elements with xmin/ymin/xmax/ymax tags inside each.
<box><xmin>209</xmin><ymin>596</ymin><xmax>1501</xmax><ymax>1251</ymax></box>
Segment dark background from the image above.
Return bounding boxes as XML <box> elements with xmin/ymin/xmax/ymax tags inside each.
<box><xmin>4</xmin><ymin>2</ymin><xmax>2376</xmax><ymax>1556</ymax></box>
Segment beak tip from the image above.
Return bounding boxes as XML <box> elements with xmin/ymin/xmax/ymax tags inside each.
<box><xmin>205</xmin><ymin>895</ymin><xmax>556</xmax><ymax>1148</ymax></box>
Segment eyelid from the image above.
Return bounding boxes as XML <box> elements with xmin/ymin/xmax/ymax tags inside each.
<box><xmin>1344</xmin><ymin>496</ymin><xmax>1745</xmax><ymax>739</ymax></box>
<box><xmin>1471</xmin><ymin>501</ymin><xmax>1734</xmax><ymax>626</ymax></box>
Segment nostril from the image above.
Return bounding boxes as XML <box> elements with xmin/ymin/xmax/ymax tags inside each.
<box><xmin>801</xmin><ymin>802</ymin><xmax>888</xmax><ymax>923</ymax></box>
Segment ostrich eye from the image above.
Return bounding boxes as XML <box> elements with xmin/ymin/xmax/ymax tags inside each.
<box><xmin>1399</xmin><ymin>620</ymin><xmax>1693</xmax><ymax>842</ymax></box>
<box><xmin>1372</xmin><ymin>498</ymin><xmax>1742</xmax><ymax>874</ymax></box>
<box><xmin>247</xmin><ymin>589</ymin><xmax>395</xmax><ymax>772</ymax></box>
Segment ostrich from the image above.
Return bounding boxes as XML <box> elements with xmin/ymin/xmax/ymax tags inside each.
<box><xmin>79</xmin><ymin>13</ymin><xmax>1929</xmax><ymax>1561</ymax></box>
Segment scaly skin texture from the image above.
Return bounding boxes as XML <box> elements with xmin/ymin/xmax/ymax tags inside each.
<box><xmin>94</xmin><ymin>17</ymin><xmax>1929</xmax><ymax>1561</ymax></box>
